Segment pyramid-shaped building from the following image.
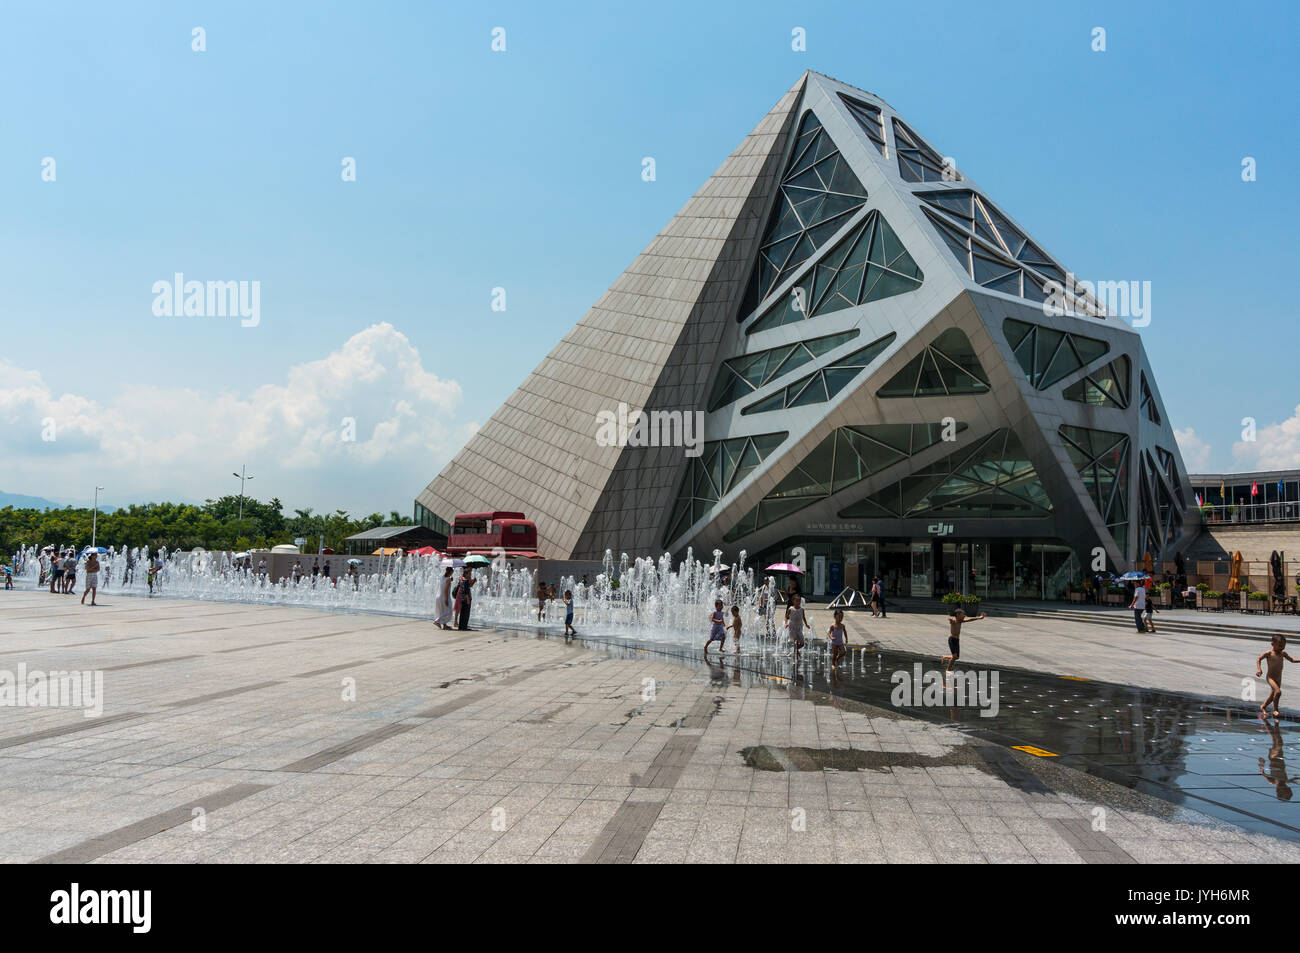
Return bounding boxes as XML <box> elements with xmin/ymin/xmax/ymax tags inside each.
<box><xmin>416</xmin><ymin>71</ymin><xmax>1194</xmax><ymax>600</ymax></box>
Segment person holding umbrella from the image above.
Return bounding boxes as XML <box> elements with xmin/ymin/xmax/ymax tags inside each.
<box><xmin>455</xmin><ymin>567</ymin><xmax>475</xmax><ymax>630</ymax></box>
<box><xmin>80</xmin><ymin>549</ymin><xmax>101</xmax><ymax>607</ymax></box>
<box><xmin>765</xmin><ymin>561</ymin><xmax>804</xmax><ymax>602</ymax></box>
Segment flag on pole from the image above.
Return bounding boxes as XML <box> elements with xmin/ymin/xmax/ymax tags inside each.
<box><xmin>1252</xmin><ymin>481</ymin><xmax>1259</xmax><ymax>497</ymax></box>
<box><xmin>1196</xmin><ymin>493</ymin><xmax>1203</xmax><ymax>507</ymax></box>
<box><xmin>1220</xmin><ymin>479</ymin><xmax>1226</xmax><ymax>501</ymax></box>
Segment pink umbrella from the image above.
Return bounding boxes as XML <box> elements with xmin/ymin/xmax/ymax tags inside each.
<box><xmin>764</xmin><ymin>563</ymin><xmax>805</xmax><ymax>573</ymax></box>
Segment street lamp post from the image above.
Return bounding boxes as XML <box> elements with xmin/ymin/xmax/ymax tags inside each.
<box><xmin>232</xmin><ymin>466</ymin><xmax>255</xmax><ymax>521</ymax></box>
<box><xmin>92</xmin><ymin>485</ymin><xmax>105</xmax><ymax>548</ymax></box>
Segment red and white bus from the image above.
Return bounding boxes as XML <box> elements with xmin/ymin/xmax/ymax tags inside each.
<box><xmin>445</xmin><ymin>511</ymin><xmax>539</xmax><ymax>557</ymax></box>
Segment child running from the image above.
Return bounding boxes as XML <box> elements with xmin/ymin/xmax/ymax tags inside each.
<box><xmin>941</xmin><ymin>607</ymin><xmax>987</xmax><ymax>674</ymax></box>
<box><xmin>1256</xmin><ymin>635</ymin><xmax>1297</xmax><ymax>719</ymax></box>
<box><xmin>785</xmin><ymin>593</ymin><xmax>809</xmax><ymax>662</ymax></box>
<box><xmin>828</xmin><ymin>609</ymin><xmax>848</xmax><ymax>667</ymax></box>
<box><xmin>563</xmin><ymin>589</ymin><xmax>576</xmax><ymax>641</ymax></box>
<box><xmin>704</xmin><ymin>599</ymin><xmax>727</xmax><ymax>655</ymax></box>
<box><xmin>727</xmin><ymin>604</ymin><xmax>742</xmax><ymax>653</ymax></box>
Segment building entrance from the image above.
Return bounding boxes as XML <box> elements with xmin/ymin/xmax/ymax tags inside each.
<box><xmin>852</xmin><ymin>541</ymin><xmax>877</xmax><ymax>592</ymax></box>
<box><xmin>936</xmin><ymin>542</ymin><xmax>971</xmax><ymax>595</ymax></box>
<box><xmin>879</xmin><ymin>541</ymin><xmax>911</xmax><ymax>597</ymax></box>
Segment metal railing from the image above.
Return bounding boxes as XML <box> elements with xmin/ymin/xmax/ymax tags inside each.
<box><xmin>1196</xmin><ymin>502</ymin><xmax>1300</xmax><ymax>525</ymax></box>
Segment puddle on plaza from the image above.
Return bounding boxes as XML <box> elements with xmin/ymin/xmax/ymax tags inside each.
<box><xmin>498</xmin><ymin>621</ymin><xmax>1300</xmax><ymax>841</ymax></box>
<box><xmin>742</xmin><ymin>745</ymin><xmax>968</xmax><ymax>772</ymax></box>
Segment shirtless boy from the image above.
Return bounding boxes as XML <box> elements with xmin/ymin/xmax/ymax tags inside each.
<box><xmin>942</xmin><ymin>607</ymin><xmax>987</xmax><ymax>674</ymax></box>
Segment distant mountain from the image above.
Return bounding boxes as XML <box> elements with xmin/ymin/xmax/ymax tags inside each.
<box><xmin>0</xmin><ymin>491</ymin><xmax>116</xmax><ymax>513</ymax></box>
<box><xmin>0</xmin><ymin>491</ymin><xmax>62</xmax><ymax>510</ymax></box>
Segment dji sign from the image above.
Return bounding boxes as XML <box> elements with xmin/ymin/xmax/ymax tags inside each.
<box><xmin>927</xmin><ymin>523</ymin><xmax>956</xmax><ymax>537</ymax></box>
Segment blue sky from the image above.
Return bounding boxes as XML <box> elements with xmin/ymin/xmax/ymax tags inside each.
<box><xmin>2</xmin><ymin>0</ymin><xmax>1296</xmax><ymax>514</ymax></box>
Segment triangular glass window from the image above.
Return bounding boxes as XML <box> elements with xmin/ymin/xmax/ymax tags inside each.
<box><xmin>742</xmin><ymin>110</ymin><xmax>868</xmax><ymax>312</ymax></box>
<box><xmin>838</xmin><ymin>94</ymin><xmax>887</xmax><ymax>156</ymax></box>
<box><xmin>662</xmin><ymin>432</ymin><xmax>789</xmax><ymax>547</ymax></box>
<box><xmin>708</xmin><ymin>330</ymin><xmax>859</xmax><ymax>411</ymax></box>
<box><xmin>877</xmin><ymin>328</ymin><xmax>990</xmax><ymax>398</ymax></box>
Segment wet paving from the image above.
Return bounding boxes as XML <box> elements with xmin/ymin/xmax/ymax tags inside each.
<box><xmin>498</xmin><ymin>622</ymin><xmax>1300</xmax><ymax>841</ymax></box>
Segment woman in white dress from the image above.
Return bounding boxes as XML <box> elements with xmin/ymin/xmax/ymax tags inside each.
<box><xmin>434</xmin><ymin>567</ymin><xmax>455</xmax><ymax>629</ymax></box>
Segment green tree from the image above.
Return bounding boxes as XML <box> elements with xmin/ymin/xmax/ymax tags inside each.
<box><xmin>0</xmin><ymin>496</ymin><xmax>407</xmax><ymax>559</ymax></box>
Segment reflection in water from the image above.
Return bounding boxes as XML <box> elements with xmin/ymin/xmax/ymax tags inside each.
<box><xmin>502</xmin><ymin>624</ymin><xmax>1300</xmax><ymax>842</ymax></box>
<box><xmin>1260</xmin><ymin>720</ymin><xmax>1299</xmax><ymax>801</ymax></box>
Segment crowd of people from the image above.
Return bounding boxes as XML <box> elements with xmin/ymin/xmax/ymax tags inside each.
<box><xmin>5</xmin><ymin>546</ymin><xmax>381</xmax><ymax>604</ymax></box>
<box><xmin>13</xmin><ymin>547</ymin><xmax>167</xmax><ymax>605</ymax></box>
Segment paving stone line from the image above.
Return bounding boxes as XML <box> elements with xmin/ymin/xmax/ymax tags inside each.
<box><xmin>413</xmin><ymin>689</ymin><xmax>496</xmax><ymax>720</ymax></box>
<box><xmin>163</xmin><ymin>680</ymin><xmax>284</xmax><ymax>709</ymax></box>
<box><xmin>581</xmin><ymin>802</ymin><xmax>666</xmax><ymax>864</ymax></box>
<box><xmin>35</xmin><ymin>783</ymin><xmax>273</xmax><ymax>864</ymax></box>
<box><xmin>596</xmin><ymin>689</ymin><xmax>727</xmax><ymax>859</ymax></box>
<box><xmin>102</xmin><ymin>654</ymin><xmax>202</xmax><ymax>671</ymax></box>
<box><xmin>1049</xmin><ymin>818</ymin><xmax>1137</xmax><ymax>864</ymax></box>
<box><xmin>277</xmin><ymin>722</ymin><xmax>421</xmax><ymax>774</ymax></box>
<box><xmin>633</xmin><ymin>735</ymin><xmax>704</xmax><ymax>789</ymax></box>
<box><xmin>293</xmin><ymin>660</ymin><xmax>372</xmax><ymax>678</ymax></box>
<box><xmin>0</xmin><ymin>711</ymin><xmax>147</xmax><ymax>751</ymax></box>
<box><xmin>3</xmin><ymin>636</ymin><xmax>149</xmax><ymax>653</ymax></box>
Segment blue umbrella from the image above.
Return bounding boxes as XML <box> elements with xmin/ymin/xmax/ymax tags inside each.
<box><xmin>79</xmin><ymin>546</ymin><xmax>108</xmax><ymax>557</ymax></box>
<box><xmin>1117</xmin><ymin>571</ymin><xmax>1149</xmax><ymax>581</ymax></box>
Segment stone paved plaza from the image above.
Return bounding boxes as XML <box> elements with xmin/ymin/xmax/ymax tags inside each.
<box><xmin>1</xmin><ymin>589</ymin><xmax>1298</xmax><ymax>864</ymax></box>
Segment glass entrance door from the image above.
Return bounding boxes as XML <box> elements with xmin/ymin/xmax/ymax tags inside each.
<box><xmin>879</xmin><ymin>541</ymin><xmax>910</xmax><ymax>597</ymax></box>
<box><xmin>987</xmin><ymin>542</ymin><xmax>1013</xmax><ymax>598</ymax></box>
<box><xmin>971</xmin><ymin>541</ymin><xmax>988</xmax><ymax>598</ymax></box>
<box><xmin>910</xmin><ymin>542</ymin><xmax>933</xmax><ymax>597</ymax></box>
<box><xmin>939</xmin><ymin>542</ymin><xmax>969</xmax><ymax>595</ymax></box>
<box><xmin>854</xmin><ymin>542</ymin><xmax>877</xmax><ymax>591</ymax></box>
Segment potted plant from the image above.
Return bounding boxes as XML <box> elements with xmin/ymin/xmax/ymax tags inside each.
<box><xmin>1156</xmin><ymin>581</ymin><xmax>1172</xmax><ymax>607</ymax></box>
<box><xmin>1246</xmin><ymin>588</ymin><xmax>1270</xmax><ymax>613</ymax></box>
<box><xmin>1204</xmin><ymin>589</ymin><xmax>1224</xmax><ymax>611</ymax></box>
<box><xmin>941</xmin><ymin>591</ymin><xmax>982</xmax><ymax>612</ymax></box>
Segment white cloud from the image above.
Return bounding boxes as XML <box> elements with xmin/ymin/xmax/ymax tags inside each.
<box><xmin>1232</xmin><ymin>404</ymin><xmax>1300</xmax><ymax>471</ymax></box>
<box><xmin>1173</xmin><ymin>426</ymin><xmax>1213</xmax><ymax>472</ymax></box>
<box><xmin>0</xmin><ymin>322</ymin><xmax>465</xmax><ymax>515</ymax></box>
